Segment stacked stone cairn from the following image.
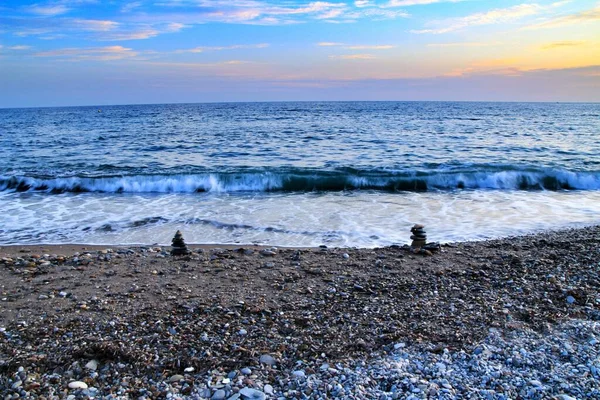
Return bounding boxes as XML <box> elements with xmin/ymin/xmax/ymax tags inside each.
<box><xmin>171</xmin><ymin>230</ymin><xmax>190</xmax><ymax>256</ymax></box>
<box><xmin>410</xmin><ymin>224</ymin><xmax>427</xmax><ymax>248</ymax></box>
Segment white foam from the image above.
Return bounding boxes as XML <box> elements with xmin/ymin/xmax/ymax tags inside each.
<box><xmin>1</xmin><ymin>190</ymin><xmax>600</xmax><ymax>247</ymax></box>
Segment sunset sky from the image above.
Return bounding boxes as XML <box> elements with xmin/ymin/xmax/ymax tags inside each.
<box><xmin>0</xmin><ymin>0</ymin><xmax>599</xmax><ymax>107</ymax></box>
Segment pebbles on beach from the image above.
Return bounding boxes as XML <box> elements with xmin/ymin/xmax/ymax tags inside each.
<box><xmin>1</xmin><ymin>226</ymin><xmax>599</xmax><ymax>398</ymax></box>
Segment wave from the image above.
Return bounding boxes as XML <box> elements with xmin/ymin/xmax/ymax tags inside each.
<box><xmin>1</xmin><ymin>167</ymin><xmax>599</xmax><ymax>194</ymax></box>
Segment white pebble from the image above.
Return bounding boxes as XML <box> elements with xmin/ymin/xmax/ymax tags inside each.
<box><xmin>68</xmin><ymin>381</ymin><xmax>88</xmax><ymax>390</ymax></box>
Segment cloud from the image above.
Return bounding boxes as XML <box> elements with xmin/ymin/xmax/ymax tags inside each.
<box><xmin>412</xmin><ymin>3</ymin><xmax>542</xmax><ymax>34</ymax></box>
<box><xmin>541</xmin><ymin>41</ymin><xmax>587</xmax><ymax>49</ymax></box>
<box><xmin>151</xmin><ymin>0</ymin><xmax>408</xmax><ymax>24</ymax></box>
<box><xmin>97</xmin><ymin>22</ymin><xmax>186</xmax><ymax>40</ymax></box>
<box><xmin>427</xmin><ymin>41</ymin><xmax>502</xmax><ymax>47</ymax></box>
<box><xmin>317</xmin><ymin>42</ymin><xmax>394</xmax><ymax>49</ymax></box>
<box><xmin>329</xmin><ymin>54</ymin><xmax>375</xmax><ymax>59</ymax></box>
<box><xmin>523</xmin><ymin>5</ymin><xmax>600</xmax><ymax>30</ymax></box>
<box><xmin>8</xmin><ymin>45</ymin><xmax>32</xmax><ymax>50</ymax></box>
<box><xmin>385</xmin><ymin>0</ymin><xmax>460</xmax><ymax>6</ymax></box>
<box><xmin>346</xmin><ymin>44</ymin><xmax>394</xmax><ymax>50</ymax></box>
<box><xmin>180</xmin><ymin>43</ymin><xmax>270</xmax><ymax>53</ymax></box>
<box><xmin>121</xmin><ymin>1</ymin><xmax>143</xmax><ymax>13</ymax></box>
<box><xmin>71</xmin><ymin>19</ymin><xmax>119</xmax><ymax>32</ymax></box>
<box><xmin>34</xmin><ymin>45</ymin><xmax>139</xmax><ymax>61</ymax></box>
<box><xmin>26</xmin><ymin>4</ymin><xmax>71</xmax><ymax>16</ymax></box>
<box><xmin>101</xmin><ymin>29</ymin><xmax>160</xmax><ymax>41</ymax></box>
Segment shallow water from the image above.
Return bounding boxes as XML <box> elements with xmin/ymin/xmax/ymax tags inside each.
<box><xmin>2</xmin><ymin>189</ymin><xmax>600</xmax><ymax>247</ymax></box>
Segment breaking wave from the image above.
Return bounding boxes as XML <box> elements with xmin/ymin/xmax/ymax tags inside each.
<box><xmin>1</xmin><ymin>167</ymin><xmax>599</xmax><ymax>194</ymax></box>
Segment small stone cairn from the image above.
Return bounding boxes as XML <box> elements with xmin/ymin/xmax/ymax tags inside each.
<box><xmin>410</xmin><ymin>224</ymin><xmax>427</xmax><ymax>248</ymax></box>
<box><xmin>407</xmin><ymin>224</ymin><xmax>442</xmax><ymax>255</ymax></box>
<box><xmin>170</xmin><ymin>230</ymin><xmax>190</xmax><ymax>256</ymax></box>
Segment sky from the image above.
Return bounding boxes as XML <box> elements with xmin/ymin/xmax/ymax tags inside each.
<box><xmin>0</xmin><ymin>0</ymin><xmax>599</xmax><ymax>107</ymax></box>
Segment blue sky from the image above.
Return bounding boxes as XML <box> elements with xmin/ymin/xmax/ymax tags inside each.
<box><xmin>0</xmin><ymin>0</ymin><xmax>599</xmax><ymax>107</ymax></box>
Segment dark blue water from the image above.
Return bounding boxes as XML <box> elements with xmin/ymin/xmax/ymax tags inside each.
<box><xmin>1</xmin><ymin>102</ymin><xmax>599</xmax><ymax>246</ymax></box>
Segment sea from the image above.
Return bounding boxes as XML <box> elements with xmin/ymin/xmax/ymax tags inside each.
<box><xmin>1</xmin><ymin>101</ymin><xmax>599</xmax><ymax>247</ymax></box>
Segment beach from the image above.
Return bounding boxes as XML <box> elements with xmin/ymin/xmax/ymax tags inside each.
<box><xmin>1</xmin><ymin>226</ymin><xmax>599</xmax><ymax>399</ymax></box>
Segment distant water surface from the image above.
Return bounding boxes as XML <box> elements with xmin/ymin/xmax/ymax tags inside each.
<box><xmin>1</xmin><ymin>101</ymin><xmax>599</xmax><ymax>246</ymax></box>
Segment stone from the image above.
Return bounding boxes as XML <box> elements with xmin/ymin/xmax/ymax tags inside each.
<box><xmin>557</xmin><ymin>396</ymin><xmax>577</xmax><ymax>400</ymax></box>
<box><xmin>566</xmin><ymin>296</ymin><xmax>576</xmax><ymax>304</ymax></box>
<box><xmin>241</xmin><ymin>367</ymin><xmax>252</xmax><ymax>375</ymax></box>
<box><xmin>259</xmin><ymin>354</ymin><xmax>276</xmax><ymax>366</ymax></box>
<box><xmin>410</xmin><ymin>224</ymin><xmax>427</xmax><ymax>248</ymax></box>
<box><xmin>169</xmin><ymin>374</ymin><xmax>184</xmax><ymax>382</ymax></box>
<box><xmin>184</xmin><ymin>367</ymin><xmax>194</xmax><ymax>373</ymax></box>
<box><xmin>171</xmin><ymin>230</ymin><xmax>190</xmax><ymax>256</ymax></box>
<box><xmin>212</xmin><ymin>389</ymin><xmax>226</xmax><ymax>400</ymax></box>
<box><xmin>84</xmin><ymin>360</ymin><xmax>98</xmax><ymax>371</ymax></box>
<box><xmin>68</xmin><ymin>381</ymin><xmax>88</xmax><ymax>390</ymax></box>
<box><xmin>263</xmin><ymin>384</ymin><xmax>274</xmax><ymax>395</ymax></box>
<box><xmin>292</xmin><ymin>370</ymin><xmax>306</xmax><ymax>378</ymax></box>
<box><xmin>239</xmin><ymin>387</ymin><xmax>266</xmax><ymax>399</ymax></box>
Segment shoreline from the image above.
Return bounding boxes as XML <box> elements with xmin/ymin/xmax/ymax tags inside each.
<box><xmin>0</xmin><ymin>222</ymin><xmax>597</xmax><ymax>254</ymax></box>
<box><xmin>1</xmin><ymin>225</ymin><xmax>599</xmax><ymax>398</ymax></box>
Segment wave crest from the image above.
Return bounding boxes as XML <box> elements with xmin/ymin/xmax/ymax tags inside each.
<box><xmin>1</xmin><ymin>168</ymin><xmax>599</xmax><ymax>194</ymax></box>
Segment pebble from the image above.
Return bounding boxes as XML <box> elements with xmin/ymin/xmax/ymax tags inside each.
<box><xmin>212</xmin><ymin>389</ymin><xmax>226</xmax><ymax>399</ymax></box>
<box><xmin>292</xmin><ymin>370</ymin><xmax>306</xmax><ymax>379</ymax></box>
<box><xmin>241</xmin><ymin>367</ymin><xmax>252</xmax><ymax>375</ymax></box>
<box><xmin>259</xmin><ymin>354</ymin><xmax>276</xmax><ymax>366</ymax></box>
<box><xmin>169</xmin><ymin>374</ymin><xmax>184</xmax><ymax>382</ymax></box>
<box><xmin>67</xmin><ymin>381</ymin><xmax>88</xmax><ymax>390</ymax></box>
<box><xmin>567</xmin><ymin>295</ymin><xmax>576</xmax><ymax>304</ymax></box>
<box><xmin>261</xmin><ymin>384</ymin><xmax>273</xmax><ymax>395</ymax></box>
<box><xmin>239</xmin><ymin>387</ymin><xmax>266</xmax><ymax>399</ymax></box>
<box><xmin>85</xmin><ymin>359</ymin><xmax>98</xmax><ymax>371</ymax></box>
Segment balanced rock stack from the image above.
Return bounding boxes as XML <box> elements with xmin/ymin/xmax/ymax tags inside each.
<box><xmin>170</xmin><ymin>230</ymin><xmax>190</xmax><ymax>256</ymax></box>
<box><xmin>410</xmin><ymin>224</ymin><xmax>427</xmax><ymax>248</ymax></box>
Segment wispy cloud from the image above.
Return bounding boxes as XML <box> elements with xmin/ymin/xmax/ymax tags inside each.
<box><xmin>427</xmin><ymin>41</ymin><xmax>502</xmax><ymax>47</ymax></box>
<box><xmin>34</xmin><ymin>45</ymin><xmax>139</xmax><ymax>61</ymax></box>
<box><xmin>541</xmin><ymin>40</ymin><xmax>587</xmax><ymax>49</ymax></box>
<box><xmin>97</xmin><ymin>22</ymin><xmax>186</xmax><ymax>41</ymax></box>
<box><xmin>179</xmin><ymin>43</ymin><xmax>270</xmax><ymax>53</ymax></box>
<box><xmin>354</xmin><ymin>0</ymin><xmax>372</xmax><ymax>7</ymax></box>
<box><xmin>26</xmin><ymin>4</ymin><xmax>71</xmax><ymax>16</ymax></box>
<box><xmin>121</xmin><ymin>1</ymin><xmax>143</xmax><ymax>13</ymax></box>
<box><xmin>523</xmin><ymin>5</ymin><xmax>600</xmax><ymax>30</ymax></box>
<box><xmin>412</xmin><ymin>3</ymin><xmax>542</xmax><ymax>34</ymax></box>
<box><xmin>100</xmin><ymin>28</ymin><xmax>160</xmax><ymax>41</ymax></box>
<box><xmin>8</xmin><ymin>45</ymin><xmax>32</xmax><ymax>50</ymax></box>
<box><xmin>385</xmin><ymin>0</ymin><xmax>462</xmax><ymax>6</ymax></box>
<box><xmin>329</xmin><ymin>54</ymin><xmax>376</xmax><ymax>60</ymax></box>
<box><xmin>317</xmin><ymin>42</ymin><xmax>394</xmax><ymax>49</ymax></box>
<box><xmin>71</xmin><ymin>19</ymin><xmax>119</xmax><ymax>32</ymax></box>
<box><xmin>151</xmin><ymin>0</ymin><xmax>409</xmax><ymax>24</ymax></box>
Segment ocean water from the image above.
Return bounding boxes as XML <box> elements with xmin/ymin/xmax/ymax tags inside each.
<box><xmin>1</xmin><ymin>101</ymin><xmax>599</xmax><ymax>247</ymax></box>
